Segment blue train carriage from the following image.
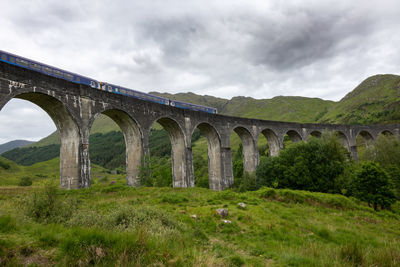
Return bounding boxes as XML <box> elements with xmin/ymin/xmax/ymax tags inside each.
<box><xmin>0</xmin><ymin>50</ymin><xmax>100</xmax><ymax>89</ymax></box>
<box><xmin>100</xmin><ymin>82</ymin><xmax>169</xmax><ymax>106</ymax></box>
<box><xmin>170</xmin><ymin>100</ymin><xmax>217</xmax><ymax>114</ymax></box>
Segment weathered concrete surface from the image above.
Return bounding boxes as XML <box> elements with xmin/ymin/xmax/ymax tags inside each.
<box><xmin>1</xmin><ymin>61</ymin><xmax>399</xmax><ymax>190</ymax></box>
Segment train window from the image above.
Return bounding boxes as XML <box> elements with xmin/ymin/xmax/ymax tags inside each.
<box><xmin>9</xmin><ymin>57</ymin><xmax>15</xmax><ymax>63</ymax></box>
<box><xmin>54</xmin><ymin>70</ymin><xmax>63</xmax><ymax>77</ymax></box>
<box><xmin>120</xmin><ymin>89</ymin><xmax>126</xmax><ymax>94</ymax></box>
<box><xmin>1</xmin><ymin>54</ymin><xmax>7</xmax><ymax>61</ymax></box>
<box><xmin>64</xmin><ymin>73</ymin><xmax>73</xmax><ymax>80</ymax></box>
<box><xmin>30</xmin><ymin>62</ymin><xmax>41</xmax><ymax>71</ymax></box>
<box><xmin>108</xmin><ymin>85</ymin><xmax>112</xmax><ymax>92</ymax></box>
<box><xmin>115</xmin><ymin>88</ymin><xmax>119</xmax><ymax>92</ymax></box>
<box><xmin>76</xmin><ymin>77</ymin><xmax>80</xmax><ymax>82</ymax></box>
<box><xmin>43</xmin><ymin>67</ymin><xmax>52</xmax><ymax>74</ymax></box>
<box><xmin>16</xmin><ymin>58</ymin><xmax>28</xmax><ymax>67</ymax></box>
<box><xmin>128</xmin><ymin>91</ymin><xmax>133</xmax><ymax>95</ymax></box>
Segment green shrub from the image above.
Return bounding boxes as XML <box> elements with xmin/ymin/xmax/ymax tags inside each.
<box><xmin>0</xmin><ymin>160</ymin><xmax>10</xmax><ymax>170</ymax></box>
<box><xmin>340</xmin><ymin>242</ymin><xmax>364</xmax><ymax>266</ymax></box>
<box><xmin>0</xmin><ymin>215</ymin><xmax>16</xmax><ymax>233</ymax></box>
<box><xmin>256</xmin><ymin>132</ymin><xmax>350</xmax><ymax>193</ymax></box>
<box><xmin>24</xmin><ymin>185</ymin><xmax>78</xmax><ymax>223</ymax></box>
<box><xmin>161</xmin><ymin>193</ymin><xmax>188</xmax><ymax>204</ymax></box>
<box><xmin>230</xmin><ymin>255</ymin><xmax>245</xmax><ymax>266</ymax></box>
<box><xmin>18</xmin><ymin>176</ymin><xmax>33</xmax><ymax>186</ymax></box>
<box><xmin>351</xmin><ymin>162</ymin><xmax>396</xmax><ymax>210</ymax></box>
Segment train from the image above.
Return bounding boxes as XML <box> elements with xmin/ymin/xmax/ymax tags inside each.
<box><xmin>0</xmin><ymin>50</ymin><xmax>217</xmax><ymax>114</ymax></box>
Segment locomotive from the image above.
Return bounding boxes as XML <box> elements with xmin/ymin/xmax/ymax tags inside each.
<box><xmin>0</xmin><ymin>50</ymin><xmax>217</xmax><ymax>114</ymax></box>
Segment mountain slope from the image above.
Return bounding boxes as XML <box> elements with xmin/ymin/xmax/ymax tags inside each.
<box><xmin>151</xmin><ymin>93</ymin><xmax>335</xmax><ymax>123</ymax></box>
<box><xmin>0</xmin><ymin>140</ymin><xmax>34</xmax><ymax>154</ymax></box>
<box><xmin>319</xmin><ymin>74</ymin><xmax>400</xmax><ymax>124</ymax></box>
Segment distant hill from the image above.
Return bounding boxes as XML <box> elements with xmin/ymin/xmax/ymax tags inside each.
<box><xmin>318</xmin><ymin>74</ymin><xmax>400</xmax><ymax>124</ymax></box>
<box><xmin>150</xmin><ymin>92</ymin><xmax>336</xmax><ymax>123</ymax></box>
<box><xmin>0</xmin><ymin>140</ymin><xmax>34</xmax><ymax>154</ymax></box>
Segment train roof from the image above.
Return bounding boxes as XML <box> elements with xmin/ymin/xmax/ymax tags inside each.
<box><xmin>0</xmin><ymin>50</ymin><xmax>99</xmax><ymax>82</ymax></box>
<box><xmin>172</xmin><ymin>99</ymin><xmax>216</xmax><ymax>110</ymax></box>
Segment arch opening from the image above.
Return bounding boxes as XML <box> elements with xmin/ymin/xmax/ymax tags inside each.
<box><xmin>283</xmin><ymin>130</ymin><xmax>302</xmax><ymax>148</ymax></box>
<box><xmin>232</xmin><ymin>127</ymin><xmax>257</xmax><ymax>174</ymax></box>
<box><xmin>0</xmin><ymin>93</ymin><xmax>81</xmax><ymax>188</ymax></box>
<box><xmin>89</xmin><ymin>110</ymin><xmax>142</xmax><ymax>186</ymax></box>
<box><xmin>356</xmin><ymin>130</ymin><xmax>374</xmax><ymax>161</ymax></box>
<box><xmin>310</xmin><ymin>131</ymin><xmax>322</xmax><ymax>139</ymax></box>
<box><xmin>334</xmin><ymin>131</ymin><xmax>350</xmax><ymax>150</ymax></box>
<box><xmin>259</xmin><ymin>129</ymin><xmax>280</xmax><ymax>157</ymax></box>
<box><xmin>151</xmin><ymin>117</ymin><xmax>187</xmax><ymax>188</ymax></box>
<box><xmin>193</xmin><ymin>122</ymin><xmax>223</xmax><ymax>190</ymax></box>
<box><xmin>191</xmin><ymin>128</ymin><xmax>209</xmax><ymax>188</ymax></box>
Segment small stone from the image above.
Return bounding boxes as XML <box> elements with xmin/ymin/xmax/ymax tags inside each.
<box><xmin>216</xmin><ymin>208</ymin><xmax>228</xmax><ymax>218</ymax></box>
<box><xmin>238</xmin><ymin>202</ymin><xmax>246</xmax><ymax>209</ymax></box>
<box><xmin>190</xmin><ymin>214</ymin><xmax>198</xmax><ymax>219</ymax></box>
<box><xmin>222</xmin><ymin>219</ymin><xmax>232</xmax><ymax>224</ymax></box>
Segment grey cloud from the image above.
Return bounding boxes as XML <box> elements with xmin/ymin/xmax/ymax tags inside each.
<box><xmin>1</xmin><ymin>0</ymin><xmax>400</xmax><ymax>143</ymax></box>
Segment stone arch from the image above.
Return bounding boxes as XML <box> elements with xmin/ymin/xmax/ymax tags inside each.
<box><xmin>357</xmin><ymin>130</ymin><xmax>374</xmax><ymax>142</ymax></box>
<box><xmin>232</xmin><ymin>126</ymin><xmax>257</xmax><ymax>174</ymax></box>
<box><xmin>379</xmin><ymin>130</ymin><xmax>393</xmax><ymax>136</ymax></box>
<box><xmin>192</xmin><ymin>122</ymin><xmax>223</xmax><ymax>190</ymax></box>
<box><xmin>285</xmin><ymin>129</ymin><xmax>302</xmax><ymax>144</ymax></box>
<box><xmin>152</xmin><ymin>117</ymin><xmax>188</xmax><ymax>187</ymax></box>
<box><xmin>334</xmin><ymin>131</ymin><xmax>350</xmax><ymax>150</ymax></box>
<box><xmin>309</xmin><ymin>130</ymin><xmax>322</xmax><ymax>138</ymax></box>
<box><xmin>260</xmin><ymin>128</ymin><xmax>280</xmax><ymax>156</ymax></box>
<box><xmin>0</xmin><ymin>92</ymin><xmax>82</xmax><ymax>189</ymax></box>
<box><xmin>90</xmin><ymin>109</ymin><xmax>143</xmax><ymax>186</ymax></box>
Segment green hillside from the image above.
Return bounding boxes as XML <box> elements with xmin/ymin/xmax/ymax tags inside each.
<box><xmin>152</xmin><ymin>93</ymin><xmax>335</xmax><ymax>123</ymax></box>
<box><xmin>319</xmin><ymin>74</ymin><xmax>400</xmax><ymax>124</ymax></box>
<box><xmin>0</xmin><ymin>182</ymin><xmax>399</xmax><ymax>266</ymax></box>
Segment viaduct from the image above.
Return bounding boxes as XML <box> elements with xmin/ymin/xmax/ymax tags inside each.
<box><xmin>1</xmin><ymin>61</ymin><xmax>399</xmax><ymax>190</ymax></box>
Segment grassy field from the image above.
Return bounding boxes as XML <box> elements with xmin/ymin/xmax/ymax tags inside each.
<box><xmin>1</xmin><ymin>175</ymin><xmax>400</xmax><ymax>266</ymax></box>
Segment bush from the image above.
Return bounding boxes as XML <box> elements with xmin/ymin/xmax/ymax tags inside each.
<box><xmin>24</xmin><ymin>185</ymin><xmax>78</xmax><ymax>223</ymax></box>
<box><xmin>0</xmin><ymin>216</ymin><xmax>17</xmax><ymax>233</ymax></box>
<box><xmin>351</xmin><ymin>162</ymin><xmax>396</xmax><ymax>210</ymax></box>
<box><xmin>18</xmin><ymin>176</ymin><xmax>33</xmax><ymax>186</ymax></box>
<box><xmin>256</xmin><ymin>132</ymin><xmax>350</xmax><ymax>193</ymax></box>
<box><xmin>0</xmin><ymin>160</ymin><xmax>10</xmax><ymax>170</ymax></box>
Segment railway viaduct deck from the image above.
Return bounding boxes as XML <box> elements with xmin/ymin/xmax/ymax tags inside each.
<box><xmin>1</xmin><ymin>61</ymin><xmax>399</xmax><ymax>190</ymax></box>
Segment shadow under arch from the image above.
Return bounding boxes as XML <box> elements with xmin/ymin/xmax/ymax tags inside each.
<box><xmin>355</xmin><ymin>130</ymin><xmax>374</xmax><ymax>160</ymax></box>
<box><xmin>334</xmin><ymin>131</ymin><xmax>350</xmax><ymax>150</ymax></box>
<box><xmin>309</xmin><ymin>130</ymin><xmax>322</xmax><ymax>139</ymax></box>
<box><xmin>285</xmin><ymin>130</ymin><xmax>302</xmax><ymax>144</ymax></box>
<box><xmin>1</xmin><ymin>92</ymin><xmax>82</xmax><ymax>189</ymax></box>
<box><xmin>90</xmin><ymin>109</ymin><xmax>143</xmax><ymax>186</ymax></box>
<box><xmin>232</xmin><ymin>126</ymin><xmax>257</xmax><ymax>173</ymax></box>
<box><xmin>260</xmin><ymin>128</ymin><xmax>280</xmax><ymax>156</ymax></box>
<box><xmin>357</xmin><ymin>130</ymin><xmax>374</xmax><ymax>143</ymax></box>
<box><xmin>379</xmin><ymin>130</ymin><xmax>394</xmax><ymax>136</ymax></box>
<box><xmin>192</xmin><ymin>122</ymin><xmax>223</xmax><ymax>190</ymax></box>
<box><xmin>152</xmin><ymin>117</ymin><xmax>188</xmax><ymax>187</ymax></box>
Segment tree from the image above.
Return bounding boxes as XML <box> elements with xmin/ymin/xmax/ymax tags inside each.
<box><xmin>362</xmin><ymin>134</ymin><xmax>400</xmax><ymax>199</ymax></box>
<box><xmin>351</xmin><ymin>162</ymin><xmax>396</xmax><ymax>210</ymax></box>
<box><xmin>256</xmin><ymin>132</ymin><xmax>350</xmax><ymax>193</ymax></box>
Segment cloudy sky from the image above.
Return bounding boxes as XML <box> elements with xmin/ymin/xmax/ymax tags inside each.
<box><xmin>0</xmin><ymin>0</ymin><xmax>399</xmax><ymax>144</ymax></box>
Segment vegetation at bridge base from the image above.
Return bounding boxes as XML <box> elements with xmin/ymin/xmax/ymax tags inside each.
<box><xmin>253</xmin><ymin>133</ymin><xmax>399</xmax><ymax>211</ymax></box>
<box><xmin>255</xmin><ymin>133</ymin><xmax>350</xmax><ymax>194</ymax></box>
